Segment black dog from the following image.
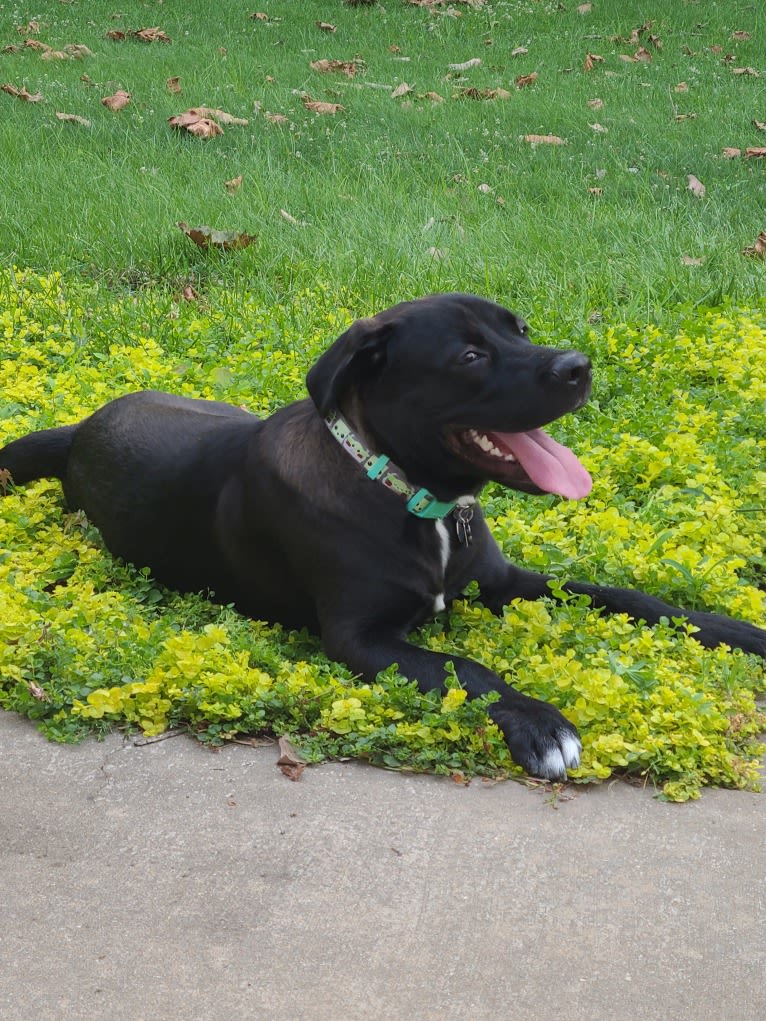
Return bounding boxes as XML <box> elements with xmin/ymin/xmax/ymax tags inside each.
<box><xmin>2</xmin><ymin>293</ymin><xmax>764</xmax><ymax>779</ymax></box>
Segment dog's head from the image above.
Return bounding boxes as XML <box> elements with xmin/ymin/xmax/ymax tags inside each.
<box><xmin>306</xmin><ymin>293</ymin><xmax>592</xmax><ymax>501</ymax></box>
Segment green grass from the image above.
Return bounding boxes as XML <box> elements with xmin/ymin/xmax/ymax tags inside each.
<box><xmin>1</xmin><ymin>0</ymin><xmax>765</xmax><ymax>312</ymax></box>
<box><xmin>1</xmin><ymin>1</ymin><xmax>765</xmax><ymax>799</ymax></box>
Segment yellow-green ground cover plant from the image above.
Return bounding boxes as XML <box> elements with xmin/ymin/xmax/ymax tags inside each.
<box><xmin>1</xmin><ymin>269</ymin><xmax>764</xmax><ymax>801</ymax></box>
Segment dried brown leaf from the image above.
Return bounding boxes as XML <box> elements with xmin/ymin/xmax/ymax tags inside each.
<box><xmin>166</xmin><ymin>76</ymin><xmax>181</xmax><ymax>93</ymax></box>
<box><xmin>681</xmin><ymin>255</ymin><xmax>705</xmax><ymax>266</ymax></box>
<box><xmin>277</xmin><ymin>736</ymin><xmax>307</xmax><ymax>782</ymax></box>
<box><xmin>180</xmin><ymin>285</ymin><xmax>199</xmax><ymax>302</ymax></box>
<box><xmin>722</xmin><ymin>147</ymin><xmax>742</xmax><ymax>158</ymax></box>
<box><xmin>168</xmin><ymin>111</ymin><xmax>224</xmax><ymax>137</ymax></box>
<box><xmin>587</xmin><ymin>97</ymin><xmax>604</xmax><ymax>109</ymax></box>
<box><xmin>265</xmin><ymin>111</ymin><xmax>289</xmax><ymax>124</ymax></box>
<box><xmin>634</xmin><ymin>47</ymin><xmax>652</xmax><ymax>62</ymax></box>
<box><xmin>64</xmin><ymin>44</ymin><xmax>93</xmax><ymax>59</ymax></box>
<box><xmin>577</xmin><ymin>3</ymin><xmax>592</xmax><ymax>12</ymax></box>
<box><xmin>310</xmin><ymin>58</ymin><xmax>359</xmax><ymax>78</ymax></box>
<box><xmin>55</xmin><ymin>111</ymin><xmax>91</xmax><ymax>126</ymax></box>
<box><xmin>524</xmin><ymin>133</ymin><xmax>566</xmax><ymax>145</ymax></box>
<box><xmin>674</xmin><ymin>82</ymin><xmax>689</xmax><ymax>93</ymax></box>
<box><xmin>425</xmin><ymin>91</ymin><xmax>444</xmax><ymax>102</ymax></box>
<box><xmin>106</xmin><ymin>30</ymin><xmax>126</xmax><ymax>41</ymax></box>
<box><xmin>732</xmin><ymin>66</ymin><xmax>760</xmax><ymax>77</ymax></box>
<box><xmin>391</xmin><ymin>82</ymin><xmax>413</xmax><ymax>99</ymax></box>
<box><xmin>515</xmin><ymin>71</ymin><xmax>538</xmax><ymax>88</ymax></box>
<box><xmin>687</xmin><ymin>174</ymin><xmax>706</xmax><ymax>198</ymax></box>
<box><xmin>101</xmin><ymin>89</ymin><xmax>131</xmax><ymax>111</ymax></box>
<box><xmin>457</xmin><ymin>87</ymin><xmax>510</xmax><ymax>100</ymax></box>
<box><xmin>511</xmin><ymin>46</ymin><xmax>528</xmax><ymax>57</ymax></box>
<box><xmin>751</xmin><ymin>120</ymin><xmax>766</xmax><ymax>133</ymax></box>
<box><xmin>732</xmin><ymin>31</ymin><xmax>751</xmax><ymax>41</ymax></box>
<box><xmin>1</xmin><ymin>83</ymin><xmax>43</xmax><ymax>101</ymax></box>
<box><xmin>177</xmin><ymin>222</ymin><xmax>256</xmax><ymax>251</ymax></box>
<box><xmin>302</xmin><ymin>96</ymin><xmax>344</xmax><ymax>114</ymax></box>
<box><xmin>225</xmin><ymin>175</ymin><xmax>244</xmax><ymax>193</ymax></box>
<box><xmin>133</xmin><ymin>27</ymin><xmax>171</xmax><ymax>44</ymax></box>
<box><xmin>17</xmin><ymin>20</ymin><xmax>41</xmax><ymax>35</ymax></box>
<box><xmin>316</xmin><ymin>21</ymin><xmax>337</xmax><ymax>32</ymax></box>
<box><xmin>40</xmin><ymin>49</ymin><xmax>69</xmax><ymax>61</ymax></box>
<box><xmin>742</xmin><ymin>230</ymin><xmax>766</xmax><ymax>258</ymax></box>
<box><xmin>745</xmin><ymin>147</ymin><xmax>766</xmax><ymax>158</ymax></box>
<box><xmin>583</xmin><ymin>53</ymin><xmax>604</xmax><ymax>72</ymax></box>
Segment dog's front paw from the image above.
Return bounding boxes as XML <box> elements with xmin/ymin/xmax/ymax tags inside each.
<box><xmin>490</xmin><ymin>697</ymin><xmax>581</xmax><ymax>781</ymax></box>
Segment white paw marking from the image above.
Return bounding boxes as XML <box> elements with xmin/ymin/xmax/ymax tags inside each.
<box><xmin>539</xmin><ymin>732</ymin><xmax>581</xmax><ymax>779</ymax></box>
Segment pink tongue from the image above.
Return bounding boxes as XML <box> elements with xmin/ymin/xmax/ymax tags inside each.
<box><xmin>496</xmin><ymin>428</ymin><xmax>592</xmax><ymax>499</ymax></box>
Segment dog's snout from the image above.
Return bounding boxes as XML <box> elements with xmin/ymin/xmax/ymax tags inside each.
<box><xmin>547</xmin><ymin>351</ymin><xmax>591</xmax><ymax>387</ymax></box>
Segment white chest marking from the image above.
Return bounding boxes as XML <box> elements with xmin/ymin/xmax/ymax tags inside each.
<box><xmin>433</xmin><ymin>519</ymin><xmax>451</xmax><ymax>613</ymax></box>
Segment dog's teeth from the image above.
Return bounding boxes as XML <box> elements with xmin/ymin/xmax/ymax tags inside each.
<box><xmin>468</xmin><ymin>430</ymin><xmax>516</xmax><ymax>462</ymax></box>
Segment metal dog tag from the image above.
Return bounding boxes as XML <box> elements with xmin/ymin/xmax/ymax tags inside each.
<box><xmin>453</xmin><ymin>504</ymin><xmax>474</xmax><ymax>546</ymax></box>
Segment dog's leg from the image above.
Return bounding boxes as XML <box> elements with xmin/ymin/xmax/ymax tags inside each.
<box><xmin>479</xmin><ymin>559</ymin><xmax>766</xmax><ymax>659</ymax></box>
<box><xmin>0</xmin><ymin>425</ymin><xmax>77</xmax><ymax>487</ymax></box>
<box><xmin>321</xmin><ymin>628</ymin><xmax>581</xmax><ymax>781</ymax></box>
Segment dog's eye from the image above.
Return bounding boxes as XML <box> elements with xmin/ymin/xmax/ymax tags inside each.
<box><xmin>460</xmin><ymin>350</ymin><xmax>485</xmax><ymax>365</ymax></box>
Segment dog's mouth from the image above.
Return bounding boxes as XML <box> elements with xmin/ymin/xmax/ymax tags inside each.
<box><xmin>449</xmin><ymin>427</ymin><xmax>592</xmax><ymax>500</ymax></box>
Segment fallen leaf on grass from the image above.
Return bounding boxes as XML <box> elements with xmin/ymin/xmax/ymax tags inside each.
<box><xmin>177</xmin><ymin>222</ymin><xmax>257</xmax><ymax>251</ymax></box>
<box><xmin>391</xmin><ymin>82</ymin><xmax>413</xmax><ymax>99</ymax></box>
<box><xmin>224</xmin><ymin>174</ymin><xmax>243</xmax><ymax>193</ymax></box>
<box><xmin>1</xmin><ymin>83</ymin><xmax>43</xmax><ymax>101</ymax></box>
<box><xmin>310</xmin><ymin>58</ymin><xmax>360</xmax><ymax>77</ymax></box>
<box><xmin>753</xmin><ymin>120</ymin><xmax>766</xmax><ymax>132</ymax></box>
<box><xmin>732</xmin><ymin>31</ymin><xmax>751</xmax><ymax>41</ymax></box>
<box><xmin>588</xmin><ymin>187</ymin><xmax>603</xmax><ymax>195</ymax></box>
<box><xmin>589</xmin><ymin>122</ymin><xmax>608</xmax><ymax>133</ymax></box>
<box><xmin>732</xmin><ymin>67</ymin><xmax>760</xmax><ymax>77</ymax></box>
<box><xmin>265</xmin><ymin>111</ymin><xmax>289</xmax><ymax>124</ymax></box>
<box><xmin>578</xmin><ymin>3</ymin><xmax>592</xmax><ymax>12</ymax></box>
<box><xmin>280</xmin><ymin>209</ymin><xmax>307</xmax><ymax>226</ymax></box>
<box><xmin>515</xmin><ymin>71</ymin><xmax>538</xmax><ymax>88</ymax></box>
<box><xmin>169</xmin><ymin>112</ymin><xmax>223</xmax><ymax>137</ymax></box>
<box><xmin>133</xmin><ymin>27</ymin><xmax>171</xmax><ymax>44</ymax></box>
<box><xmin>41</xmin><ymin>49</ymin><xmax>70</xmax><ymax>61</ymax></box>
<box><xmin>457</xmin><ymin>87</ymin><xmax>511</xmax><ymax>100</ymax></box>
<box><xmin>169</xmin><ymin>107</ymin><xmax>248</xmax><ymax>136</ymax></box>
<box><xmin>316</xmin><ymin>21</ymin><xmax>337</xmax><ymax>32</ymax></box>
<box><xmin>674</xmin><ymin>82</ymin><xmax>689</xmax><ymax>93</ymax></box>
<box><xmin>101</xmin><ymin>89</ymin><xmax>131</xmax><ymax>111</ymax></box>
<box><xmin>524</xmin><ymin>134</ymin><xmax>566</xmax><ymax>146</ymax></box>
<box><xmin>583</xmin><ymin>53</ymin><xmax>604</xmax><ymax>72</ymax></box>
<box><xmin>277</xmin><ymin>736</ymin><xmax>306</xmax><ymax>781</ymax></box>
<box><xmin>687</xmin><ymin>174</ymin><xmax>706</xmax><ymax>197</ymax></box>
<box><xmin>681</xmin><ymin>255</ymin><xmax>705</xmax><ymax>266</ymax></box>
<box><xmin>634</xmin><ymin>46</ymin><xmax>653</xmax><ymax>62</ymax></box>
<box><xmin>166</xmin><ymin>76</ymin><xmax>181</xmax><ymax>93</ymax></box>
<box><xmin>587</xmin><ymin>97</ymin><xmax>604</xmax><ymax>109</ymax></box>
<box><xmin>302</xmin><ymin>96</ymin><xmax>344</xmax><ymax>114</ymax></box>
<box><xmin>745</xmin><ymin>147</ymin><xmax>766</xmax><ymax>158</ymax></box>
<box><xmin>448</xmin><ymin>58</ymin><xmax>481</xmax><ymax>71</ymax></box>
<box><xmin>180</xmin><ymin>285</ymin><xmax>199</xmax><ymax>301</ymax></box>
<box><xmin>511</xmin><ymin>46</ymin><xmax>528</xmax><ymax>57</ymax></box>
<box><xmin>64</xmin><ymin>44</ymin><xmax>93</xmax><ymax>58</ymax></box>
<box><xmin>16</xmin><ymin>19</ymin><xmax>41</xmax><ymax>35</ymax></box>
<box><xmin>425</xmin><ymin>91</ymin><xmax>444</xmax><ymax>102</ymax></box>
<box><xmin>55</xmin><ymin>111</ymin><xmax>91</xmax><ymax>126</ymax></box>
<box><xmin>742</xmin><ymin>231</ymin><xmax>766</xmax><ymax>258</ymax></box>
<box><xmin>722</xmin><ymin>147</ymin><xmax>742</xmax><ymax>158</ymax></box>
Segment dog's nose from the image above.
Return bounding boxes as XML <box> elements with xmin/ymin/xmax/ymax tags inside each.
<box><xmin>547</xmin><ymin>351</ymin><xmax>591</xmax><ymax>387</ymax></box>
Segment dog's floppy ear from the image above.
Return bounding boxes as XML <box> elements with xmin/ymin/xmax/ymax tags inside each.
<box><xmin>306</xmin><ymin>315</ymin><xmax>393</xmax><ymax>415</ymax></box>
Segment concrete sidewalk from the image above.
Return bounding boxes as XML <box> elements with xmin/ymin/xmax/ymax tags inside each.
<box><xmin>1</xmin><ymin>709</ymin><xmax>764</xmax><ymax>1021</ymax></box>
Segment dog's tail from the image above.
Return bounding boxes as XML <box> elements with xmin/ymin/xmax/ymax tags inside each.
<box><xmin>0</xmin><ymin>425</ymin><xmax>76</xmax><ymax>489</ymax></box>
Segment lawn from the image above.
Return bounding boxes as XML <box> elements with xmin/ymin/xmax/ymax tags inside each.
<box><xmin>1</xmin><ymin>0</ymin><xmax>765</xmax><ymax>799</ymax></box>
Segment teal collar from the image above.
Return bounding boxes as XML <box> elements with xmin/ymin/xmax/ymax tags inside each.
<box><xmin>324</xmin><ymin>409</ymin><xmax>474</xmax><ymax>522</ymax></box>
